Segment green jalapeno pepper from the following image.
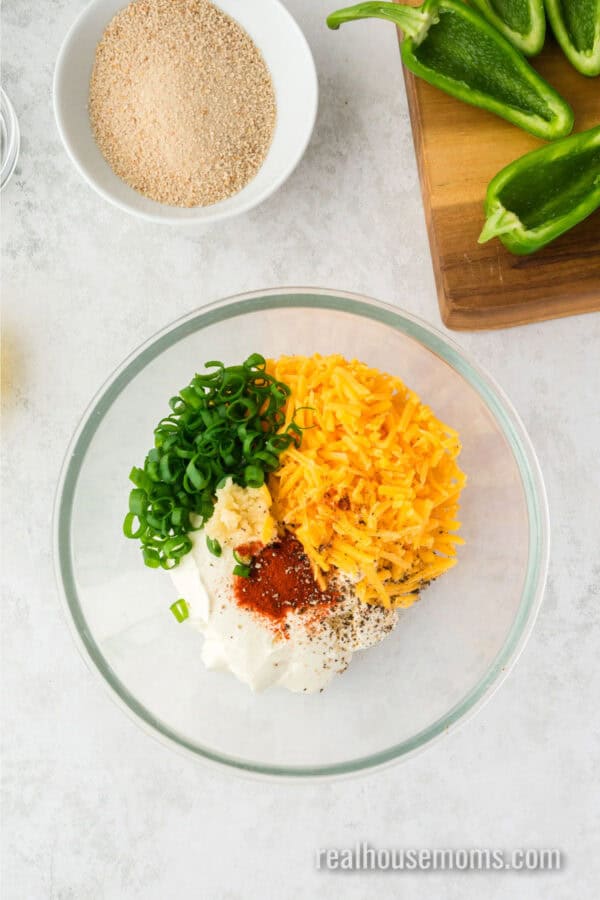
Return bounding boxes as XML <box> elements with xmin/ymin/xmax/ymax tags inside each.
<box><xmin>544</xmin><ymin>0</ymin><xmax>600</xmax><ymax>76</ymax></box>
<box><xmin>326</xmin><ymin>2</ymin><xmax>573</xmax><ymax>141</ymax></box>
<box><xmin>479</xmin><ymin>125</ymin><xmax>600</xmax><ymax>254</ymax></box>
<box><xmin>470</xmin><ymin>0</ymin><xmax>546</xmax><ymax>56</ymax></box>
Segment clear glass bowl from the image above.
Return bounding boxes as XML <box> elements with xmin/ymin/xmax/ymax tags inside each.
<box><xmin>54</xmin><ymin>290</ymin><xmax>549</xmax><ymax>779</ymax></box>
<box><xmin>1</xmin><ymin>88</ymin><xmax>20</xmax><ymax>190</ymax></box>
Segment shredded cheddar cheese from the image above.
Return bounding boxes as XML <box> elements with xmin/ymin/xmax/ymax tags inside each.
<box><xmin>266</xmin><ymin>354</ymin><xmax>466</xmax><ymax>609</ymax></box>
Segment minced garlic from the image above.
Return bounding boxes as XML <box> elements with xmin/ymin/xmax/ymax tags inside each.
<box><xmin>205</xmin><ymin>479</ymin><xmax>276</xmax><ymax>550</ymax></box>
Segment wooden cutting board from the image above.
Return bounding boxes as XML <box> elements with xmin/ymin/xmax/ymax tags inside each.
<box><xmin>396</xmin><ymin>0</ymin><xmax>600</xmax><ymax>329</ymax></box>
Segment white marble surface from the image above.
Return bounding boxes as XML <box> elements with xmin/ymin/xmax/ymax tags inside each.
<box><xmin>2</xmin><ymin>1</ymin><xmax>599</xmax><ymax>897</ymax></box>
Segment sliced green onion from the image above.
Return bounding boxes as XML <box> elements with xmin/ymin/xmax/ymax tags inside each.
<box><xmin>185</xmin><ymin>456</ymin><xmax>211</xmax><ymax>491</ymax></box>
<box><xmin>243</xmin><ymin>353</ymin><xmax>266</xmax><ymax>369</ymax></box>
<box><xmin>170</xmin><ymin>598</ymin><xmax>190</xmax><ymax>622</ymax></box>
<box><xmin>123</xmin><ymin>354</ymin><xmax>307</xmax><ymax>570</ymax></box>
<box><xmin>179</xmin><ymin>386</ymin><xmax>204</xmax><ymax>410</ymax></box>
<box><xmin>129</xmin><ymin>466</ymin><xmax>151</xmax><ymax>491</ymax></box>
<box><xmin>233</xmin><ymin>563</ymin><xmax>251</xmax><ymax>578</ymax></box>
<box><xmin>243</xmin><ymin>464</ymin><xmax>264</xmax><ymax>488</ymax></box>
<box><xmin>206</xmin><ymin>536</ymin><xmax>222</xmax><ymax>557</ymax></box>
<box><xmin>217</xmin><ymin>372</ymin><xmax>246</xmax><ymax>401</ymax></box>
<box><xmin>266</xmin><ymin>434</ymin><xmax>292</xmax><ymax>454</ymax></box>
<box><xmin>162</xmin><ymin>535</ymin><xmax>192</xmax><ymax>558</ymax></box>
<box><xmin>143</xmin><ymin>547</ymin><xmax>161</xmax><ymax>568</ymax></box>
<box><xmin>253</xmin><ymin>450</ymin><xmax>279</xmax><ymax>469</ymax></box>
<box><xmin>128</xmin><ymin>489</ymin><xmax>147</xmax><ymax>516</ymax></box>
<box><xmin>123</xmin><ymin>512</ymin><xmax>145</xmax><ymax>539</ymax></box>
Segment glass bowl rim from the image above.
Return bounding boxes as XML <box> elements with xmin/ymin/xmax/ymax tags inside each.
<box><xmin>1</xmin><ymin>88</ymin><xmax>21</xmax><ymax>191</ymax></box>
<box><xmin>53</xmin><ymin>288</ymin><xmax>550</xmax><ymax>781</ymax></box>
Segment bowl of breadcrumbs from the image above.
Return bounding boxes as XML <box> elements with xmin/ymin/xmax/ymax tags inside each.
<box><xmin>54</xmin><ymin>0</ymin><xmax>318</xmax><ymax>224</ymax></box>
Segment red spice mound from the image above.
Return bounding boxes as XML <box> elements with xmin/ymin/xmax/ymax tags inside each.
<box><xmin>234</xmin><ymin>533</ymin><xmax>339</xmax><ymax>621</ymax></box>
<box><xmin>235</xmin><ymin>541</ymin><xmax>264</xmax><ymax>559</ymax></box>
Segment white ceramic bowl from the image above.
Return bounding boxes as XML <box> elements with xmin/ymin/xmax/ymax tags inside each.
<box><xmin>53</xmin><ymin>0</ymin><xmax>318</xmax><ymax>225</ymax></box>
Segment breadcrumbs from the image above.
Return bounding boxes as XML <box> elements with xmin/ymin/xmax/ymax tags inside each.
<box><xmin>89</xmin><ymin>0</ymin><xmax>276</xmax><ymax>207</ymax></box>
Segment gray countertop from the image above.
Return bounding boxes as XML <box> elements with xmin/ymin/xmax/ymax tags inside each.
<box><xmin>2</xmin><ymin>1</ymin><xmax>599</xmax><ymax>897</ymax></box>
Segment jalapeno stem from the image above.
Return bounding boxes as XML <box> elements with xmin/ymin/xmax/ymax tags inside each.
<box><xmin>327</xmin><ymin>2</ymin><xmax>432</xmax><ymax>42</ymax></box>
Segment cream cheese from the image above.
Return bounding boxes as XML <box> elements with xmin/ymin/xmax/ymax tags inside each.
<box><xmin>170</xmin><ymin>532</ymin><xmax>399</xmax><ymax>693</ymax></box>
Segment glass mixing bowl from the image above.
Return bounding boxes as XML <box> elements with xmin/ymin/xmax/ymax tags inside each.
<box><xmin>54</xmin><ymin>289</ymin><xmax>549</xmax><ymax>779</ymax></box>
